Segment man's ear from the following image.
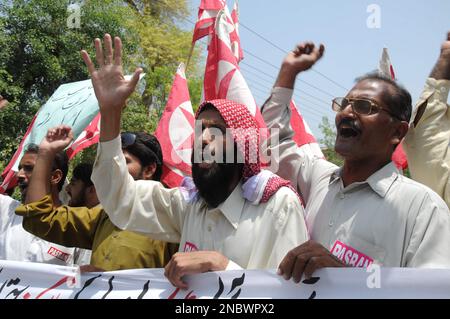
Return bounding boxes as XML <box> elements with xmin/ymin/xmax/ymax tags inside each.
<box><xmin>50</xmin><ymin>169</ymin><xmax>63</xmax><ymax>187</ymax></box>
<box><xmin>142</xmin><ymin>162</ymin><xmax>157</xmax><ymax>180</ymax></box>
<box><xmin>390</xmin><ymin>120</ymin><xmax>409</xmax><ymax>146</ymax></box>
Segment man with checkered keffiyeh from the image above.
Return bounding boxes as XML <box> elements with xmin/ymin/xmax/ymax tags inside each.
<box><xmin>82</xmin><ymin>34</ymin><xmax>309</xmax><ymax>289</ymax></box>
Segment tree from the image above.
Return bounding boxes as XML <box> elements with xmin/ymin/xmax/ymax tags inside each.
<box><xmin>318</xmin><ymin>116</ymin><xmax>344</xmax><ymax>166</ymax></box>
<box><xmin>0</xmin><ymin>0</ymin><xmax>138</xmax><ymax>166</ymax></box>
<box><xmin>0</xmin><ymin>0</ymin><xmax>202</xmax><ymax>176</ymax></box>
<box><xmin>122</xmin><ymin>0</ymin><xmax>202</xmax><ymax>131</ymax></box>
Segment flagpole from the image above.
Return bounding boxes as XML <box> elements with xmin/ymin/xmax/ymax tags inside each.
<box><xmin>185</xmin><ymin>43</ymin><xmax>195</xmax><ymax>74</ymax></box>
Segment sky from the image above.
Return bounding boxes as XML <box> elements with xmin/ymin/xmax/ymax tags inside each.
<box><xmin>187</xmin><ymin>0</ymin><xmax>450</xmax><ymax>140</ymax></box>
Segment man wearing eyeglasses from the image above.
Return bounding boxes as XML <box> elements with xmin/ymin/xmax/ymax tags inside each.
<box><xmin>261</xmin><ymin>41</ymin><xmax>450</xmax><ymax>283</ymax></box>
<box><xmin>16</xmin><ymin>128</ymin><xmax>178</xmax><ymax>271</ymax></box>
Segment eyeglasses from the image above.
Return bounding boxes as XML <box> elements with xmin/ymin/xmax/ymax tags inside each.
<box><xmin>121</xmin><ymin>132</ymin><xmax>136</xmax><ymax>148</ymax></box>
<box><xmin>332</xmin><ymin>97</ymin><xmax>403</xmax><ymax>121</ymax></box>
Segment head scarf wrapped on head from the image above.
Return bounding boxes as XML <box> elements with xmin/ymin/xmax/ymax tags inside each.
<box><xmin>182</xmin><ymin>99</ymin><xmax>303</xmax><ymax>205</ymax></box>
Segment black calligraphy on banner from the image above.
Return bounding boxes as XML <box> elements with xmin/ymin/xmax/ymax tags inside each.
<box><xmin>302</xmin><ymin>276</ymin><xmax>320</xmax><ymax>299</ymax></box>
<box><xmin>213</xmin><ymin>273</ymin><xmax>245</xmax><ymax>299</ymax></box>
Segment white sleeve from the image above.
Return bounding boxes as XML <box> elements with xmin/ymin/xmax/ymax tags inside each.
<box><xmin>91</xmin><ymin>136</ymin><xmax>186</xmax><ymax>243</ymax></box>
<box><xmin>404</xmin><ymin>78</ymin><xmax>450</xmax><ymax>207</ymax></box>
<box><xmin>261</xmin><ymin>87</ymin><xmax>336</xmax><ymax>203</ymax></box>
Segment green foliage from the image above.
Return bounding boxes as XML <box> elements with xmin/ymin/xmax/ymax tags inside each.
<box><xmin>0</xmin><ymin>0</ymin><xmax>203</xmax><ymax>181</ymax></box>
<box><xmin>318</xmin><ymin>116</ymin><xmax>344</xmax><ymax>167</ymax></box>
<box><xmin>0</xmin><ymin>0</ymin><xmax>138</xmax><ymax>165</ymax></box>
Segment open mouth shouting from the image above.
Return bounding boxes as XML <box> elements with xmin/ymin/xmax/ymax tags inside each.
<box><xmin>337</xmin><ymin>118</ymin><xmax>361</xmax><ymax>139</ymax></box>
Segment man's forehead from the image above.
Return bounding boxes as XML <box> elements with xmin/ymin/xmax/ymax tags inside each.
<box><xmin>197</xmin><ymin>107</ymin><xmax>227</xmax><ymax>126</ymax></box>
<box><xmin>346</xmin><ymin>79</ymin><xmax>392</xmax><ymax>106</ymax></box>
<box><xmin>20</xmin><ymin>152</ymin><xmax>37</xmax><ymax>164</ymax></box>
<box><xmin>347</xmin><ymin>79</ymin><xmax>387</xmax><ymax>96</ymax></box>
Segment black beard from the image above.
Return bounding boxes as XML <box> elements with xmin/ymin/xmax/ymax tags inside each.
<box><xmin>192</xmin><ymin>162</ymin><xmax>242</xmax><ymax>208</ymax></box>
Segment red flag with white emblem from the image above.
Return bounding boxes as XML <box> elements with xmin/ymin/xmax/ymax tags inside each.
<box><xmin>203</xmin><ymin>9</ymin><xmax>266</xmax><ymax>130</ymax></box>
<box><xmin>290</xmin><ymin>100</ymin><xmax>324</xmax><ymax>158</ymax></box>
<box><xmin>154</xmin><ymin>63</ymin><xmax>194</xmax><ymax>188</ymax></box>
<box><xmin>192</xmin><ymin>0</ymin><xmax>226</xmax><ymax>43</ymax></box>
<box><xmin>379</xmin><ymin>47</ymin><xmax>408</xmax><ymax>170</ymax></box>
<box><xmin>66</xmin><ymin>113</ymin><xmax>101</xmax><ymax>160</ymax></box>
<box><xmin>230</xmin><ymin>1</ymin><xmax>244</xmax><ymax>62</ymax></box>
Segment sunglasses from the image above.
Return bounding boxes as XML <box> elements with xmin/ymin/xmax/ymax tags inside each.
<box><xmin>332</xmin><ymin>97</ymin><xmax>404</xmax><ymax>121</ymax></box>
<box><xmin>121</xmin><ymin>132</ymin><xmax>137</xmax><ymax>148</ymax></box>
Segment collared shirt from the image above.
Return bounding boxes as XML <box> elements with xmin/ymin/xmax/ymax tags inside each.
<box><xmin>262</xmin><ymin>87</ymin><xmax>450</xmax><ymax>268</ymax></box>
<box><xmin>0</xmin><ymin>194</ymin><xmax>90</xmax><ymax>265</ymax></box>
<box><xmin>91</xmin><ymin>136</ymin><xmax>308</xmax><ymax>269</ymax></box>
<box><xmin>404</xmin><ymin>78</ymin><xmax>450</xmax><ymax>208</ymax></box>
<box><xmin>15</xmin><ymin>196</ymin><xmax>177</xmax><ymax>271</ymax></box>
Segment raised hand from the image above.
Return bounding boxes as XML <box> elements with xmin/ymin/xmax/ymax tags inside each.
<box><xmin>430</xmin><ymin>31</ymin><xmax>450</xmax><ymax>80</ymax></box>
<box><xmin>40</xmin><ymin>125</ymin><xmax>74</xmax><ymax>154</ymax></box>
<box><xmin>286</xmin><ymin>42</ymin><xmax>325</xmax><ymax>73</ymax></box>
<box><xmin>0</xmin><ymin>95</ymin><xmax>8</xmax><ymax>110</ymax></box>
<box><xmin>81</xmin><ymin>34</ymin><xmax>142</xmax><ymax>113</ymax></box>
<box><xmin>275</xmin><ymin>42</ymin><xmax>325</xmax><ymax>89</ymax></box>
<box><xmin>440</xmin><ymin>31</ymin><xmax>450</xmax><ymax>59</ymax></box>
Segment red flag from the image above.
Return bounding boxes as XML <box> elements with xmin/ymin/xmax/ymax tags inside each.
<box><xmin>230</xmin><ymin>1</ymin><xmax>244</xmax><ymax>62</ymax></box>
<box><xmin>154</xmin><ymin>63</ymin><xmax>194</xmax><ymax>188</ymax></box>
<box><xmin>203</xmin><ymin>9</ymin><xmax>266</xmax><ymax>130</ymax></box>
<box><xmin>0</xmin><ymin>114</ymin><xmax>37</xmax><ymax>193</ymax></box>
<box><xmin>379</xmin><ymin>48</ymin><xmax>396</xmax><ymax>80</ymax></box>
<box><xmin>289</xmin><ymin>100</ymin><xmax>324</xmax><ymax>158</ymax></box>
<box><xmin>66</xmin><ymin>113</ymin><xmax>101</xmax><ymax>160</ymax></box>
<box><xmin>379</xmin><ymin>47</ymin><xmax>407</xmax><ymax>170</ymax></box>
<box><xmin>192</xmin><ymin>0</ymin><xmax>226</xmax><ymax>43</ymax></box>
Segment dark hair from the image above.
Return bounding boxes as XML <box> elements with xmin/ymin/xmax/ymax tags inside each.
<box><xmin>355</xmin><ymin>72</ymin><xmax>412</xmax><ymax>122</ymax></box>
<box><xmin>123</xmin><ymin>132</ymin><xmax>163</xmax><ymax>181</ymax></box>
<box><xmin>73</xmin><ymin>163</ymin><xmax>93</xmax><ymax>187</ymax></box>
<box><xmin>24</xmin><ymin>143</ymin><xmax>69</xmax><ymax>192</ymax></box>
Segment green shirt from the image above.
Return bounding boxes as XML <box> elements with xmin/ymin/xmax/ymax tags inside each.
<box><xmin>16</xmin><ymin>194</ymin><xmax>178</xmax><ymax>271</ymax></box>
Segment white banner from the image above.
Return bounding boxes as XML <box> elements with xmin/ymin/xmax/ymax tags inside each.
<box><xmin>1</xmin><ymin>260</ymin><xmax>450</xmax><ymax>299</ymax></box>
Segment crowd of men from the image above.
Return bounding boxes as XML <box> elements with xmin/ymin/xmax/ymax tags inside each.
<box><xmin>0</xmin><ymin>31</ymin><xmax>450</xmax><ymax>290</ymax></box>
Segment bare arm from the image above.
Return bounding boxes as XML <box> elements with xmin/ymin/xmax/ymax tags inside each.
<box><xmin>0</xmin><ymin>95</ymin><xmax>8</xmax><ymax>111</ymax></box>
<box><xmin>25</xmin><ymin>125</ymin><xmax>73</xmax><ymax>204</ymax></box>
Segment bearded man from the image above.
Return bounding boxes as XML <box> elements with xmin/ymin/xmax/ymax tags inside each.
<box><xmin>81</xmin><ymin>34</ymin><xmax>309</xmax><ymax>288</ymax></box>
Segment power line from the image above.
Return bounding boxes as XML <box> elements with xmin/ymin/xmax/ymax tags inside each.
<box><xmin>239</xmin><ymin>21</ymin><xmax>349</xmax><ymax>92</ymax></box>
<box><xmin>241</xmin><ymin>69</ymin><xmax>330</xmax><ymax>115</ymax></box>
<box><xmin>172</xmin><ymin>10</ymin><xmax>339</xmax><ymax>100</ymax></box>
<box><xmin>168</xmin><ymin>8</ymin><xmax>331</xmax><ymax>123</ymax></box>
<box><xmin>240</xmin><ymin>61</ymin><xmax>332</xmax><ymax>107</ymax></box>
<box><xmin>243</xmin><ymin>49</ymin><xmax>335</xmax><ymax>98</ymax></box>
<box><xmin>247</xmin><ymin>83</ymin><xmax>325</xmax><ymax>122</ymax></box>
<box><xmin>196</xmin><ymin>40</ymin><xmax>333</xmax><ymax>112</ymax></box>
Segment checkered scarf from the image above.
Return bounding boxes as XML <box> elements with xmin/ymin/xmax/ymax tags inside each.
<box><xmin>194</xmin><ymin>99</ymin><xmax>302</xmax><ymax>205</ymax></box>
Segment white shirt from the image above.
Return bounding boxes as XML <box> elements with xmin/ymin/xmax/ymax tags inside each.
<box><xmin>91</xmin><ymin>136</ymin><xmax>309</xmax><ymax>269</ymax></box>
<box><xmin>0</xmin><ymin>194</ymin><xmax>91</xmax><ymax>265</ymax></box>
<box><xmin>262</xmin><ymin>87</ymin><xmax>450</xmax><ymax>268</ymax></box>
